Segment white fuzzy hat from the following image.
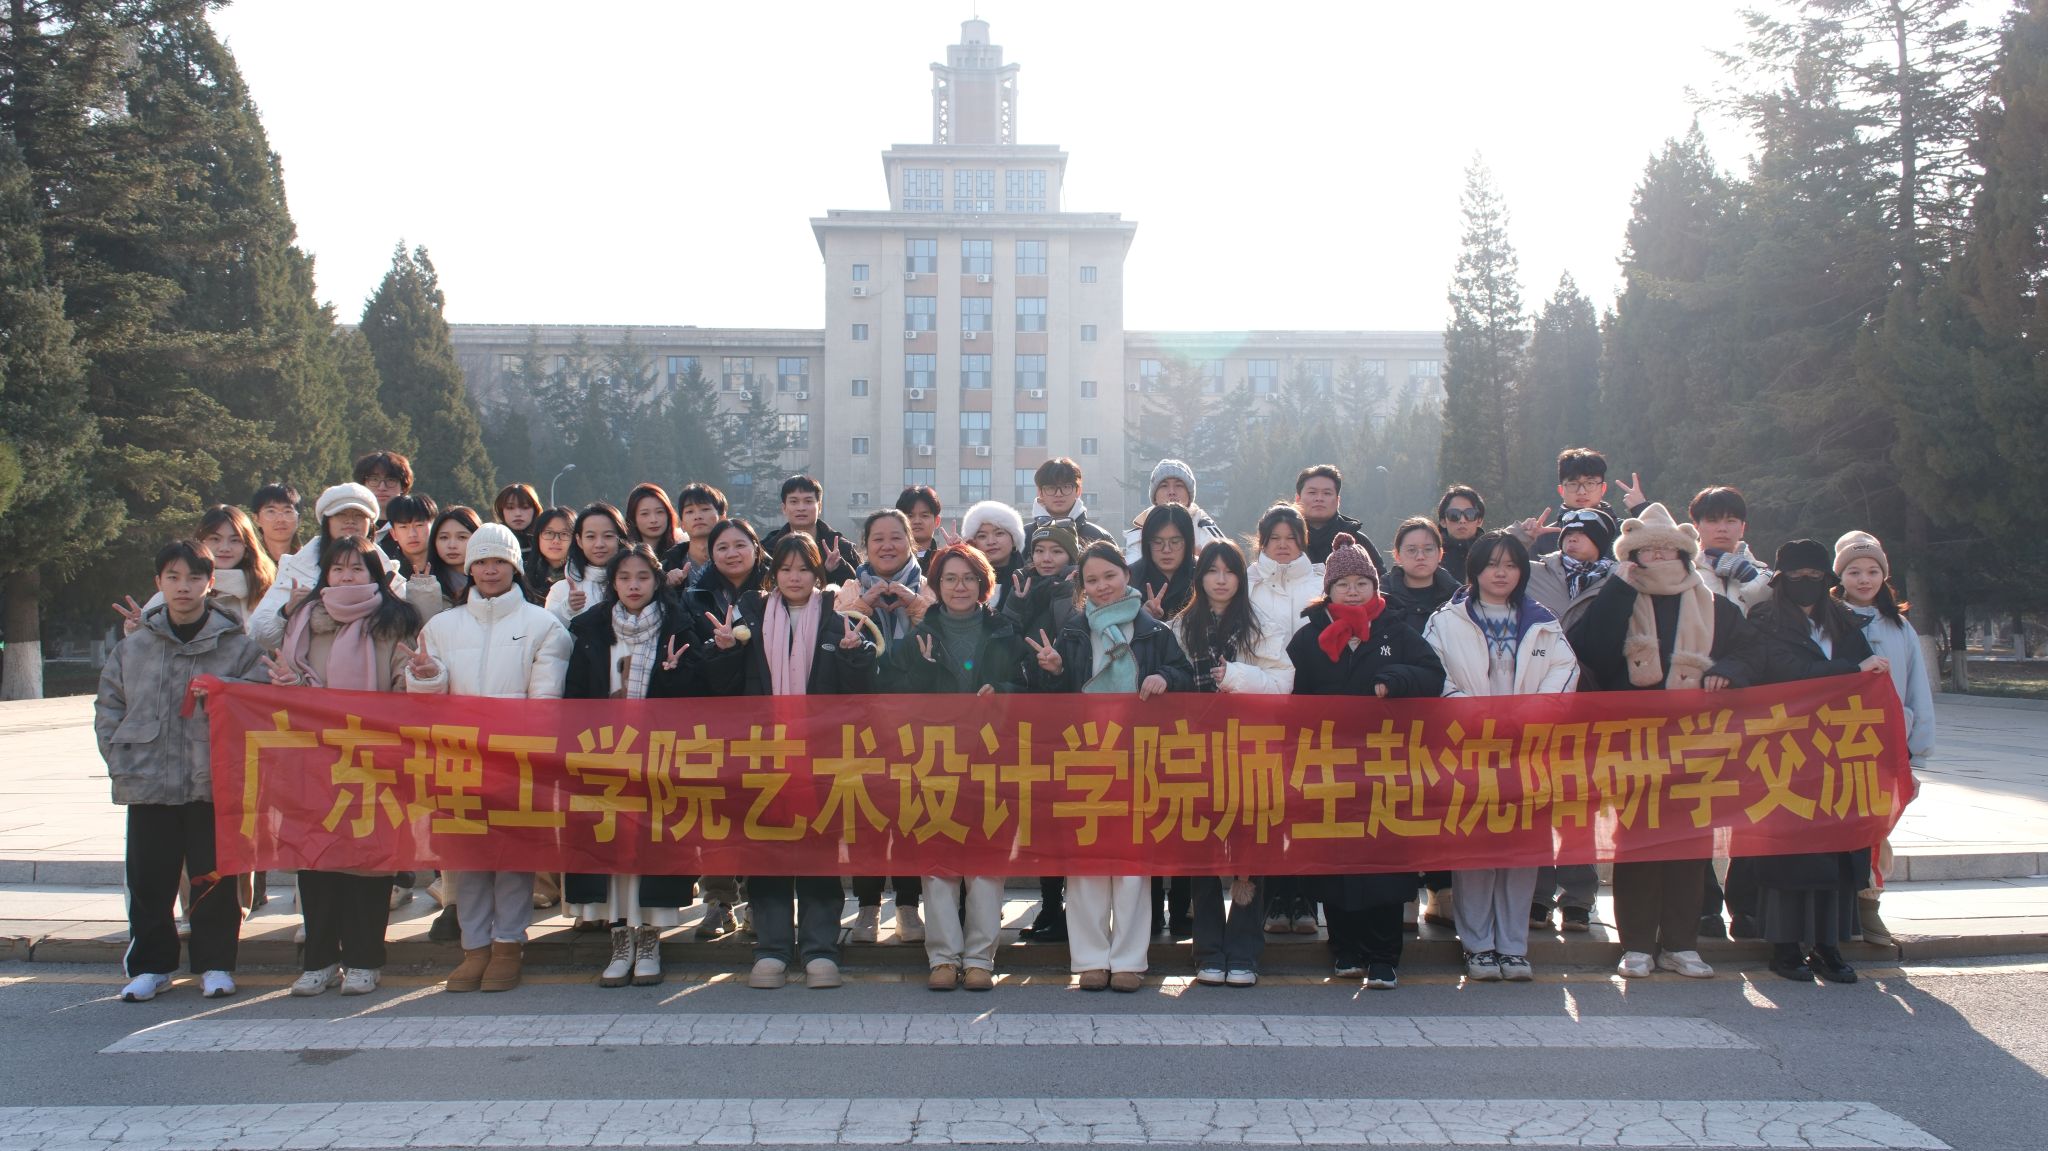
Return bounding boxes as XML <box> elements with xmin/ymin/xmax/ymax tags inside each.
<box><xmin>464</xmin><ymin>522</ymin><xmax>523</xmax><ymax>572</ymax></box>
<box><xmin>1615</xmin><ymin>502</ymin><xmax>1701</xmax><ymax>563</ymax></box>
<box><xmin>960</xmin><ymin>500</ymin><xmax>1028</xmax><ymax>557</ymax></box>
<box><xmin>314</xmin><ymin>482</ymin><xmax>379</xmax><ymax>523</ymax></box>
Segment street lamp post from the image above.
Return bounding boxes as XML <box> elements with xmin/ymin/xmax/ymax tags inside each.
<box><xmin>549</xmin><ymin>463</ymin><xmax>577</xmax><ymax>509</ymax></box>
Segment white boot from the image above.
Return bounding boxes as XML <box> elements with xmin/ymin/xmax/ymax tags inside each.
<box><xmin>599</xmin><ymin>925</ymin><xmax>633</xmax><ymax>988</ymax></box>
<box><xmin>850</xmin><ymin>905</ymin><xmax>881</xmax><ymax>943</ymax></box>
<box><xmin>632</xmin><ymin>926</ymin><xmax>664</xmax><ymax>986</ymax></box>
<box><xmin>896</xmin><ymin>904</ymin><xmax>925</xmax><ymax>943</ymax></box>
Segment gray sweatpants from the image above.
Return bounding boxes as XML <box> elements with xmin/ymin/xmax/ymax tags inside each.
<box><xmin>1451</xmin><ymin>866</ymin><xmax>1539</xmax><ymax>955</ymax></box>
<box><xmin>455</xmin><ymin>871</ymin><xmax>535</xmax><ymax>950</ymax></box>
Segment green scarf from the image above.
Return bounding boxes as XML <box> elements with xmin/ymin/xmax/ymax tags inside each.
<box><xmin>1083</xmin><ymin>587</ymin><xmax>1143</xmax><ymax>694</ymax></box>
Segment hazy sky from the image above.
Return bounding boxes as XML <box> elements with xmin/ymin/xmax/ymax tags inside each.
<box><xmin>210</xmin><ymin>2</ymin><xmax>1828</xmax><ymax>332</ymax></box>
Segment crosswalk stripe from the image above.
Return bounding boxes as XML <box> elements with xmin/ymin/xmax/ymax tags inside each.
<box><xmin>101</xmin><ymin>1012</ymin><xmax>1752</xmax><ymax>1053</ymax></box>
<box><xmin>0</xmin><ymin>1098</ymin><xmax>1949</xmax><ymax>1148</ymax></box>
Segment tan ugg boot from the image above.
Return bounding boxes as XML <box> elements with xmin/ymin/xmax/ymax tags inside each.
<box><xmin>445</xmin><ymin>946</ymin><xmax>490</xmax><ymax>993</ymax></box>
<box><xmin>480</xmin><ymin>940</ymin><xmax>524</xmax><ymax>992</ymax></box>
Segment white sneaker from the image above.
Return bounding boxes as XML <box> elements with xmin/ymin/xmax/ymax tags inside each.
<box><xmin>849</xmin><ymin>906</ymin><xmax>880</xmax><ymax>944</ymax></box>
<box><xmin>200</xmin><ymin>970</ymin><xmax>237</xmax><ymax>998</ymax></box>
<box><xmin>1656</xmin><ymin>950</ymin><xmax>1715</xmax><ymax>979</ymax></box>
<box><xmin>1225</xmin><ymin>969</ymin><xmax>1258</xmax><ymax>987</ymax></box>
<box><xmin>895</xmin><ymin>905</ymin><xmax>924</xmax><ymax>943</ymax></box>
<box><xmin>748</xmin><ymin>957</ymin><xmax>787</xmax><ymax>989</ymax></box>
<box><xmin>1617</xmin><ymin>951</ymin><xmax>1654</xmax><ymax>978</ymax></box>
<box><xmin>339</xmin><ymin>967</ymin><xmax>380</xmax><ymax>996</ymax></box>
<box><xmin>289</xmin><ymin>965</ymin><xmax>341</xmax><ymax>997</ymax></box>
<box><xmin>805</xmin><ymin>957</ymin><xmax>842</xmax><ymax>988</ymax></box>
<box><xmin>293</xmin><ymin>924</ymin><xmax>306</xmax><ymax>944</ymax></box>
<box><xmin>121</xmin><ymin>973</ymin><xmax>171</xmax><ymax>1003</ymax></box>
<box><xmin>1195</xmin><ymin>966</ymin><xmax>1227</xmax><ymax>986</ymax></box>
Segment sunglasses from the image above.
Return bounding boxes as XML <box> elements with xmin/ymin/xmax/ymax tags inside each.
<box><xmin>1442</xmin><ymin>508</ymin><xmax>1482</xmax><ymax>523</ymax></box>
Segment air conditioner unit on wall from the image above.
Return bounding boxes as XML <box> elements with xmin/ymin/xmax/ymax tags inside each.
<box><xmin>851</xmin><ymin>285</ymin><xmax>868</xmax><ymax>297</ymax></box>
<box><xmin>975</xmin><ymin>445</ymin><xmax>991</xmax><ymax>457</ymax></box>
<box><xmin>963</xmin><ymin>331</ymin><xmax>978</xmax><ymax>341</ymax></box>
<box><xmin>908</xmin><ymin>388</ymin><xmax>927</xmax><ymax>400</ymax></box>
<box><xmin>796</xmin><ymin>391</ymin><xmax>809</xmax><ymax>401</ymax></box>
<box><xmin>976</xmin><ymin>274</ymin><xmax>992</xmax><ymax>284</ymax></box>
<box><xmin>917</xmin><ymin>444</ymin><xmax>935</xmax><ymax>457</ymax></box>
<box><xmin>905</xmin><ymin>271</ymin><xmax>920</xmax><ymax>281</ymax></box>
<box><xmin>1028</xmin><ymin>389</ymin><xmax>1046</xmax><ymax>399</ymax></box>
<box><xmin>905</xmin><ymin>330</ymin><xmax>920</xmax><ymax>340</ymax></box>
<box><xmin>740</xmin><ymin>389</ymin><xmax>754</xmax><ymax>400</ymax></box>
<box><xmin>1127</xmin><ymin>381</ymin><xmax>1141</xmax><ymax>392</ymax></box>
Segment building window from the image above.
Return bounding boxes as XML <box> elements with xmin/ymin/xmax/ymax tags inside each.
<box><xmin>903</xmin><ymin>170</ymin><xmax>944</xmax><ymax>212</ymax></box>
<box><xmin>961</xmin><ymin>296</ymin><xmax>992</xmax><ymax>332</ymax></box>
<box><xmin>1359</xmin><ymin>359</ymin><xmax>1388</xmax><ymax>381</ymax></box>
<box><xmin>961</xmin><ymin>239</ymin><xmax>993</xmax><ymax>276</ymax></box>
<box><xmin>1304</xmin><ymin>359</ymin><xmax>1333</xmax><ymax>394</ymax></box>
<box><xmin>1016</xmin><ymin>297</ymin><xmax>1047</xmax><ymax>332</ymax></box>
<box><xmin>903</xmin><ymin>467</ymin><xmax>937</xmax><ymax>487</ymax></box>
<box><xmin>729</xmin><ymin>471</ymin><xmax>753</xmax><ymax>493</ymax></box>
<box><xmin>961</xmin><ymin>354</ymin><xmax>992</xmax><ymax>390</ymax></box>
<box><xmin>1080</xmin><ymin>379</ymin><xmax>1098</xmax><ymax>398</ymax></box>
<box><xmin>1249</xmin><ymin>358</ymin><xmax>1280</xmax><ymax>396</ymax></box>
<box><xmin>1080</xmin><ymin>324</ymin><xmax>1097</xmax><ymax>342</ymax></box>
<box><xmin>1005</xmin><ymin>169</ymin><xmax>1047</xmax><ymax>212</ymax></box>
<box><xmin>905</xmin><ymin>354</ymin><xmax>936</xmax><ymax>390</ymax></box>
<box><xmin>1016</xmin><ymin>240</ymin><xmax>1047</xmax><ymax>275</ymax></box>
<box><xmin>952</xmin><ymin>169</ymin><xmax>994</xmax><ymax>213</ymax></box>
<box><xmin>1139</xmin><ymin>358</ymin><xmax>1162</xmax><ymax>390</ymax></box>
<box><xmin>851</xmin><ymin>377</ymin><xmax>869</xmax><ymax>397</ymax></box>
<box><xmin>960</xmin><ymin>468</ymin><xmax>992</xmax><ymax>503</ymax></box>
<box><xmin>721</xmin><ymin>356</ymin><xmax>751</xmax><ymax>392</ymax></box>
<box><xmin>1198</xmin><ymin>359</ymin><xmax>1225</xmax><ymax>395</ymax></box>
<box><xmin>1079</xmin><ymin>265</ymin><xmax>1098</xmax><ymax>283</ymax></box>
<box><xmin>849</xmin><ymin>491</ymin><xmax>871</xmax><ymax>508</ymax></box>
<box><xmin>1408</xmin><ymin>358</ymin><xmax>1442</xmax><ymax>381</ymax></box>
<box><xmin>777</xmin><ymin>356</ymin><xmax>809</xmax><ymax>393</ymax></box>
<box><xmin>851</xmin><ymin>436</ymin><xmax>870</xmax><ymax>456</ymax></box>
<box><xmin>1013</xmin><ymin>468</ymin><xmax>1038</xmax><ymax>504</ymax></box>
<box><xmin>851</xmin><ymin>263</ymin><xmax>869</xmax><ymax>282</ymax></box>
<box><xmin>904</xmin><ymin>411</ymin><xmax>936</xmax><ymax>448</ymax></box>
<box><xmin>1015</xmin><ymin>354</ymin><xmax>1047</xmax><ymax>390</ymax></box>
<box><xmin>905</xmin><ymin>296</ymin><xmax>936</xmax><ymax>332</ymax></box>
<box><xmin>852</xmin><ymin>323</ymin><xmax>869</xmax><ymax>341</ymax></box>
<box><xmin>666</xmin><ymin>355</ymin><xmax>698</xmax><ymax>380</ymax></box>
<box><xmin>1081</xmin><ymin>437</ymin><xmax>1098</xmax><ymax>455</ymax></box>
<box><xmin>960</xmin><ymin>411</ymin><xmax>992</xmax><ymax>447</ymax></box>
<box><xmin>1015</xmin><ymin>411</ymin><xmax>1047</xmax><ymax>447</ymax></box>
<box><xmin>906</xmin><ymin>238</ymin><xmax>937</xmax><ymax>274</ymax></box>
<box><xmin>777</xmin><ymin>413</ymin><xmax>809</xmax><ymax>450</ymax></box>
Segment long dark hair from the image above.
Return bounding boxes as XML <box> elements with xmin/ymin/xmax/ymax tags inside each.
<box><xmin>1774</xmin><ymin>577</ymin><xmax>1863</xmax><ymax>649</ymax></box>
<box><xmin>764</xmin><ymin>531</ymin><xmax>828</xmax><ymax>595</ymax></box>
<box><xmin>300</xmin><ymin>535</ymin><xmax>422</xmax><ymax>642</ymax></box>
<box><xmin>624</xmin><ymin>482</ymin><xmax>684</xmax><ymax>550</ymax></box>
<box><xmin>1464</xmin><ymin>529</ymin><xmax>1530</xmax><ymax>606</ymax></box>
<box><xmin>1834</xmin><ymin>575</ymin><xmax>1908</xmax><ymax>622</ymax></box>
<box><xmin>1176</xmin><ymin>540</ymin><xmax>1259</xmax><ymax>663</ymax></box>
<box><xmin>1139</xmin><ymin>502</ymin><xmax>1196</xmax><ymax>571</ymax></box>
<box><xmin>600</xmin><ymin>543</ymin><xmax>668</xmax><ymax>614</ymax></box>
<box><xmin>428</xmin><ymin>506</ymin><xmax>482</xmax><ymax>605</ymax></box>
<box><xmin>568</xmin><ymin>502</ymin><xmax>630</xmax><ymax>581</ymax></box>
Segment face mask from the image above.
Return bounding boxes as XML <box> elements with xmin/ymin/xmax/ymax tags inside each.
<box><xmin>1783</xmin><ymin>580</ymin><xmax>1828</xmax><ymax>608</ymax></box>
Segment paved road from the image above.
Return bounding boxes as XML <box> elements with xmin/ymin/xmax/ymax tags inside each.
<box><xmin>2</xmin><ymin>958</ymin><xmax>2045</xmax><ymax>1149</ymax></box>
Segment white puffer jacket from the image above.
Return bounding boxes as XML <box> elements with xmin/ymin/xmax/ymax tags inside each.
<box><xmin>249</xmin><ymin>541</ymin><xmax>402</xmax><ymax>649</ymax></box>
<box><xmin>406</xmin><ymin>588</ymin><xmax>572</xmax><ymax>699</ymax></box>
<box><xmin>1423</xmin><ymin>590</ymin><xmax>1580</xmax><ymax>697</ymax></box>
<box><xmin>1230</xmin><ymin>552</ymin><xmax>1323</xmax><ymax>694</ymax></box>
<box><xmin>543</xmin><ymin>568</ymin><xmax>607</xmax><ymax>626</ymax></box>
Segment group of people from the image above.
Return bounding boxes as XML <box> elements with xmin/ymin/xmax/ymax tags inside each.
<box><xmin>94</xmin><ymin>444</ymin><xmax>1934</xmax><ymax>1004</ymax></box>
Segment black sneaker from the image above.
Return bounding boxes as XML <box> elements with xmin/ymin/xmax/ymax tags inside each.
<box><xmin>1698</xmin><ymin>913</ymin><xmax>1728</xmax><ymax>940</ymax></box>
<box><xmin>1808</xmin><ymin>946</ymin><xmax>1857</xmax><ymax>984</ymax></box>
<box><xmin>1332</xmin><ymin>955</ymin><xmax>1366</xmax><ymax>979</ymax></box>
<box><xmin>427</xmin><ymin>904</ymin><xmax>460</xmax><ymax>943</ymax></box>
<box><xmin>1168</xmin><ymin>914</ymin><xmax>1193</xmax><ymax>940</ymax></box>
<box><xmin>1561</xmin><ymin>906</ymin><xmax>1592</xmax><ymax>932</ymax></box>
<box><xmin>1364</xmin><ymin>963</ymin><xmax>1398</xmax><ymax>990</ymax></box>
<box><xmin>1529</xmin><ymin>902</ymin><xmax>1553</xmax><ymax>929</ymax></box>
<box><xmin>1769</xmin><ymin>942</ymin><xmax>1814</xmax><ymax>982</ymax></box>
<box><xmin>1730</xmin><ymin>914</ymin><xmax>1762</xmax><ymax>941</ymax></box>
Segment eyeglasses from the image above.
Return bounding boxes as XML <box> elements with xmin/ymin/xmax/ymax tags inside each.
<box><xmin>1397</xmin><ymin>544</ymin><xmax>1440</xmax><ymax>557</ymax></box>
<box><xmin>1560</xmin><ymin>479</ymin><xmax>1606</xmax><ymax>493</ymax></box>
<box><xmin>540</xmin><ymin>530</ymin><xmax>573</xmax><ymax>542</ymax></box>
<box><xmin>1442</xmin><ymin>508</ymin><xmax>1481</xmax><ymax>523</ymax></box>
<box><xmin>1152</xmin><ymin>535</ymin><xmax>1187</xmax><ymax>551</ymax></box>
<box><xmin>939</xmin><ymin>573</ymin><xmax>981</xmax><ymax>588</ymax></box>
<box><xmin>1041</xmin><ymin>484</ymin><xmax>1077</xmax><ymax>497</ymax></box>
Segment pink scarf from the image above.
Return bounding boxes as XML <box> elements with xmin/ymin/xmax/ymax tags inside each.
<box><xmin>280</xmin><ymin>582</ymin><xmax>384</xmax><ymax>691</ymax></box>
<box><xmin>762</xmin><ymin>593</ymin><xmax>822</xmax><ymax>696</ymax></box>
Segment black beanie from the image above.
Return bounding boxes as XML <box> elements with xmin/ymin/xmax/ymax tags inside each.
<box><xmin>1557</xmin><ymin>507</ymin><xmax>1618</xmax><ymax>560</ymax></box>
<box><xmin>1771</xmin><ymin>538</ymin><xmax>1834</xmax><ymax>581</ymax></box>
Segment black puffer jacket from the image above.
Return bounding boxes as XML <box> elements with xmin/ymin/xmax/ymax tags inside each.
<box><xmin>1286</xmin><ymin>601</ymin><xmax>1445</xmax><ymax>700</ymax></box>
<box><xmin>562</xmin><ymin>600</ymin><xmax>712</xmax><ymax>700</ymax></box>
<box><xmin>883</xmin><ymin>607</ymin><xmax>1028</xmax><ymax>695</ymax></box>
<box><xmin>703</xmin><ymin>590</ymin><xmax>877</xmax><ymax>697</ymax></box>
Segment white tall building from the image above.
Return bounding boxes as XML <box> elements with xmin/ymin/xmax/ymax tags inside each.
<box><xmin>450</xmin><ymin>20</ymin><xmax>1443</xmax><ymax>528</ymax></box>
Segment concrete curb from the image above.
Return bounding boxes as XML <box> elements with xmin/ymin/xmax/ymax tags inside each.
<box><xmin>1933</xmin><ymin>691</ymin><xmax>2048</xmax><ymax>712</ymax></box>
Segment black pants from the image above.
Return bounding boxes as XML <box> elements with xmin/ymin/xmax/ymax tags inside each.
<box><xmin>1705</xmin><ymin>860</ymin><xmax>1760</xmax><ymax>922</ymax></box>
<box><xmin>1615</xmin><ymin>859</ymin><xmax>1705</xmax><ymax>954</ymax></box>
<box><xmin>1325</xmin><ymin>902</ymin><xmax>1404</xmax><ymax>968</ymax></box>
<box><xmin>125</xmin><ymin>803</ymin><xmax>240</xmax><ymax>976</ymax></box>
<box><xmin>851</xmin><ymin>876</ymin><xmax>921</xmax><ymax>909</ymax></box>
<box><xmin>297</xmin><ymin>870</ymin><xmax>391</xmax><ymax>970</ymax></box>
<box><xmin>1038</xmin><ymin>876</ymin><xmax>1064</xmax><ymax>911</ymax></box>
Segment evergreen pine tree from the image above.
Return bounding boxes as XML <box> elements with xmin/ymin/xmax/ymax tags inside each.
<box><xmin>1518</xmin><ymin>273</ymin><xmax>1602</xmax><ymax>500</ymax></box>
<box><xmin>359</xmin><ymin>244</ymin><xmax>495</xmax><ymax>508</ymax></box>
<box><xmin>1439</xmin><ymin>156</ymin><xmax>1524</xmax><ymax>506</ymax></box>
<box><xmin>730</xmin><ymin>380</ymin><xmax>791</xmax><ymax>522</ymax></box>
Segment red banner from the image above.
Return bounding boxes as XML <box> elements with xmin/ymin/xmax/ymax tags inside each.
<box><xmin>198</xmin><ymin>674</ymin><xmax>1912</xmax><ymax>877</ymax></box>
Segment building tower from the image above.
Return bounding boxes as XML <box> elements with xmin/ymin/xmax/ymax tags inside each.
<box><xmin>811</xmin><ymin>19</ymin><xmax>1138</xmax><ymax>529</ymax></box>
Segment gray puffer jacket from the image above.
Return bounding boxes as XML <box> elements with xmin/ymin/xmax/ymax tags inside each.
<box><xmin>94</xmin><ymin>603</ymin><xmax>266</xmax><ymax>806</ymax></box>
